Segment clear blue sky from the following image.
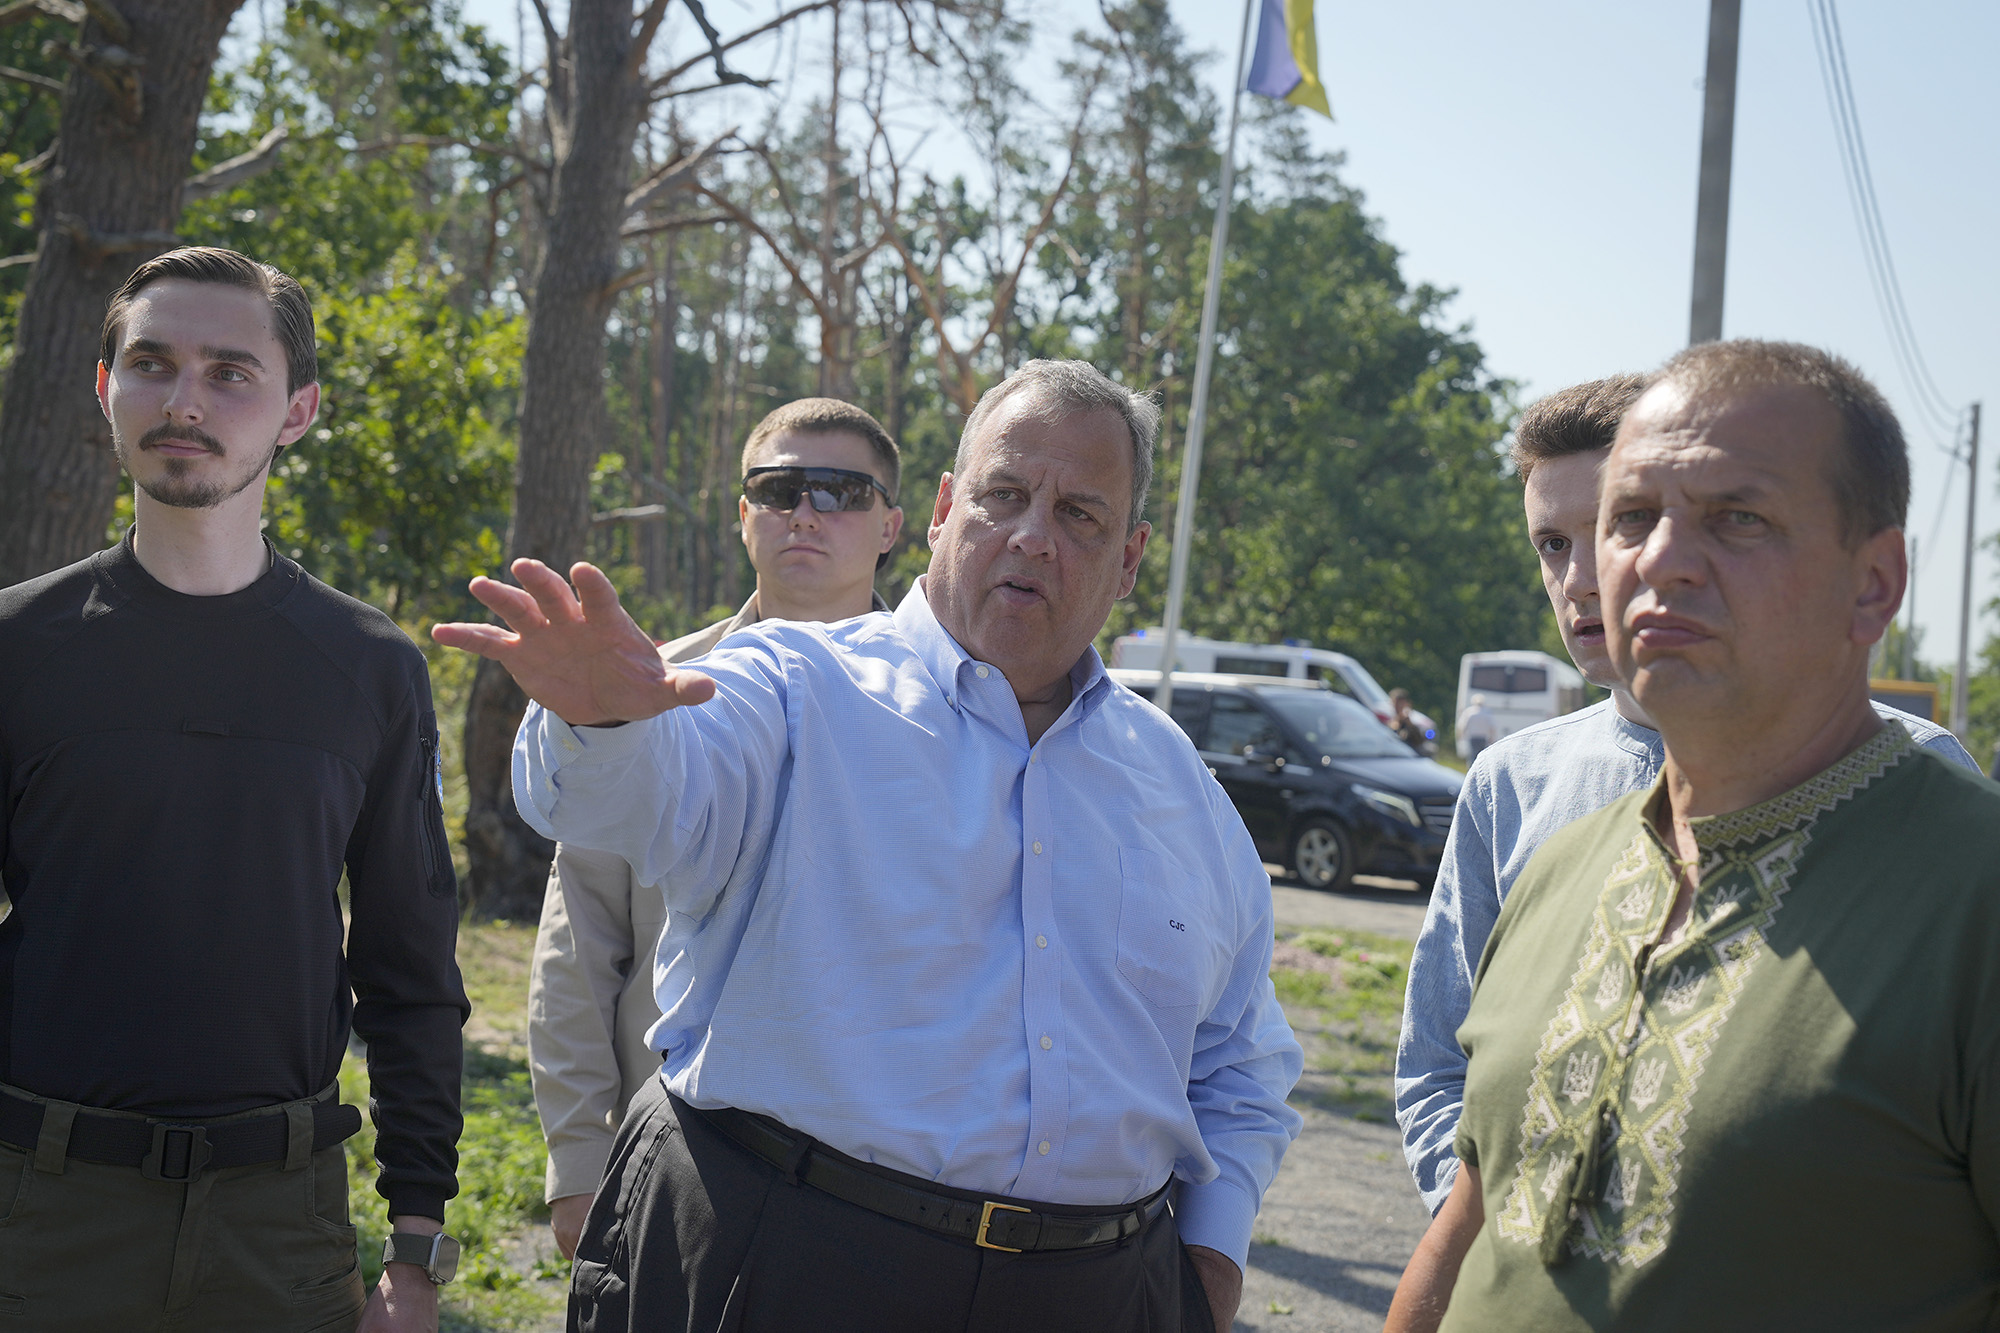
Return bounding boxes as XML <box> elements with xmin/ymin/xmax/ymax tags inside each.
<box><xmin>454</xmin><ymin>0</ymin><xmax>1998</xmax><ymax>665</ymax></box>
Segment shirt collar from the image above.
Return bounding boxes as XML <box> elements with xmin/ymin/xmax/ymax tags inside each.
<box><xmin>1639</xmin><ymin>722</ymin><xmax>1913</xmax><ymax>854</ymax></box>
<box><xmin>893</xmin><ymin>577</ymin><xmax>1113</xmax><ymax>720</ymax></box>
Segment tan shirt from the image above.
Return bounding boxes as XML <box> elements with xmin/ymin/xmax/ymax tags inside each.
<box><xmin>526</xmin><ymin>590</ymin><xmax>888</xmax><ymax>1201</ymax></box>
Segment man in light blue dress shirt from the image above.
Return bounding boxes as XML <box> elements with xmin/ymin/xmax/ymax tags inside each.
<box><xmin>436</xmin><ymin>360</ymin><xmax>1302</xmax><ymax>1333</ymax></box>
<box><xmin>1393</xmin><ymin>375</ymin><xmax>1979</xmax><ymax>1216</ymax></box>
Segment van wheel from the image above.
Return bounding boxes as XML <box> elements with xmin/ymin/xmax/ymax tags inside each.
<box><xmin>1290</xmin><ymin>820</ymin><xmax>1354</xmax><ymax>892</ymax></box>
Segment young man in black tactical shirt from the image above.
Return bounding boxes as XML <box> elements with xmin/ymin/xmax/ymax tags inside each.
<box><xmin>0</xmin><ymin>247</ymin><xmax>468</xmax><ymax>1331</ymax></box>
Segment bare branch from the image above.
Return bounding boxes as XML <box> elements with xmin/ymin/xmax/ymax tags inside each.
<box><xmin>348</xmin><ymin>133</ymin><xmax>550</xmax><ymax>172</ymax></box>
<box><xmin>526</xmin><ymin>0</ymin><xmax>560</xmax><ymax>58</ymax></box>
<box><xmin>624</xmin><ymin>0</ymin><xmax>674</xmax><ymax>85</ymax></box>
<box><xmin>592</xmin><ymin>504</ymin><xmax>669</xmax><ymax>524</ymax></box>
<box><xmin>0</xmin><ymin>250</ymin><xmax>36</xmax><ymax>270</ymax></box>
<box><xmin>693</xmin><ymin>181</ymin><xmax>831</xmax><ymax>323</ymax></box>
<box><xmin>648</xmin><ymin>0</ymin><xmax>834</xmax><ymax>95</ymax></box>
<box><xmin>180</xmin><ymin>124</ymin><xmax>288</xmax><ymax>203</ymax></box>
<box><xmin>621</xmin><ymin>128</ymin><xmax>732</xmax><ymax>217</ymax></box>
<box><xmin>0</xmin><ymin>0</ymin><xmax>83</xmax><ymax>32</ymax></box>
<box><xmin>619</xmin><ymin>211</ymin><xmax>732</xmax><ymax>239</ymax></box>
<box><xmin>0</xmin><ymin>61</ymin><xmax>62</xmax><ymax>91</ymax></box>
<box><xmin>9</xmin><ymin>139</ymin><xmax>54</xmax><ymax>177</ymax></box>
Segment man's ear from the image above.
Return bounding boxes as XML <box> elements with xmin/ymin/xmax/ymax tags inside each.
<box><xmin>1851</xmin><ymin>525</ymin><xmax>1906</xmax><ymax>647</ymax></box>
<box><xmin>880</xmin><ymin>503</ymin><xmax>905</xmax><ymax>554</ymax></box>
<box><xmin>927</xmin><ymin>473</ymin><xmax>955</xmax><ymax>549</ymax></box>
<box><xmin>1116</xmin><ymin>520</ymin><xmax>1151</xmax><ymax>599</ymax></box>
<box><xmin>96</xmin><ymin>362</ymin><xmax>112</xmax><ymax>422</ymax></box>
<box><xmin>277</xmin><ymin>382</ymin><xmax>321</xmax><ymax>450</ymax></box>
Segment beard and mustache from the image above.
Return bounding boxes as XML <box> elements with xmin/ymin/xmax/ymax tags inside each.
<box><xmin>113</xmin><ymin>422</ymin><xmax>282</xmax><ymax>510</ymax></box>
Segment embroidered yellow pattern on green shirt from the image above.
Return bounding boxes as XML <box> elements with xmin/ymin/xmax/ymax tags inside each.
<box><xmin>1494</xmin><ymin>726</ymin><xmax>1913</xmax><ymax>1268</ymax></box>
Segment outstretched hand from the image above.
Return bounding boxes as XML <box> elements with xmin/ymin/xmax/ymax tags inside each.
<box><xmin>432</xmin><ymin>559</ymin><xmax>716</xmax><ymax>727</ymax></box>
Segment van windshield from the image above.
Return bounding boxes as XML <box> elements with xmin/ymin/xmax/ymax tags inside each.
<box><xmin>1260</xmin><ymin>689</ymin><xmax>1414</xmax><ymax>759</ymax></box>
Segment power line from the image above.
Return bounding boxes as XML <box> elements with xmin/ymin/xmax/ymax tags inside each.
<box><xmin>1806</xmin><ymin>0</ymin><xmax>1962</xmax><ymax>441</ymax></box>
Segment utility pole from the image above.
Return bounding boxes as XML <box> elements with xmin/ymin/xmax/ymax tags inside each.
<box><xmin>1155</xmin><ymin>0</ymin><xmax>1254</xmax><ymax>719</ymax></box>
<box><xmin>1688</xmin><ymin>0</ymin><xmax>1742</xmax><ymax>345</ymax></box>
<box><xmin>1903</xmin><ymin>535</ymin><xmax>1915</xmax><ymax>679</ymax></box>
<box><xmin>1952</xmin><ymin>402</ymin><xmax>1980</xmax><ymax>738</ymax></box>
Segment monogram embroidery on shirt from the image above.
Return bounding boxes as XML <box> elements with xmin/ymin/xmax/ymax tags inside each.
<box><xmin>1493</xmin><ymin>727</ymin><xmax>1911</xmax><ymax>1270</ymax></box>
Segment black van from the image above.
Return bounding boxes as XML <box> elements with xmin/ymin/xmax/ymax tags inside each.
<box><xmin>1114</xmin><ymin>670</ymin><xmax>1462</xmax><ymax>892</ymax></box>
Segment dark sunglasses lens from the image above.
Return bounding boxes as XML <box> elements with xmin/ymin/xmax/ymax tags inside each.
<box><xmin>748</xmin><ymin>469</ymin><xmax>879</xmax><ymax>512</ymax></box>
<box><xmin>744</xmin><ymin>473</ymin><xmax>804</xmax><ymax>509</ymax></box>
<box><xmin>805</xmin><ymin>477</ymin><xmax>876</xmax><ymax>512</ymax></box>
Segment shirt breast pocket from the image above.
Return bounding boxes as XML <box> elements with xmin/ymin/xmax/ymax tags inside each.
<box><xmin>1116</xmin><ymin>847</ymin><xmax>1210</xmax><ymax>1011</ymax></box>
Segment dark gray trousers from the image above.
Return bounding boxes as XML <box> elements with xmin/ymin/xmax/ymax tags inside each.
<box><xmin>570</xmin><ymin>1077</ymin><xmax>1216</xmax><ymax>1333</ymax></box>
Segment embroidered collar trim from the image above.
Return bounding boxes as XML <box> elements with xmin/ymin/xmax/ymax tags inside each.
<box><xmin>1686</xmin><ymin>724</ymin><xmax>1912</xmax><ymax>850</ymax></box>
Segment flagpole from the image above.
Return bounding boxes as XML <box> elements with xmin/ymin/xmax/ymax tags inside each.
<box><xmin>1156</xmin><ymin>0</ymin><xmax>1255</xmax><ymax>719</ymax></box>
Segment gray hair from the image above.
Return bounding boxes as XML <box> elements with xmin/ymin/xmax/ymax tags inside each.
<box><xmin>956</xmin><ymin>359</ymin><xmax>1160</xmax><ymax>532</ymax></box>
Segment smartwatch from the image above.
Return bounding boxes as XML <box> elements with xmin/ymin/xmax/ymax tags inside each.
<box><xmin>382</xmin><ymin>1231</ymin><xmax>462</xmax><ymax>1285</ymax></box>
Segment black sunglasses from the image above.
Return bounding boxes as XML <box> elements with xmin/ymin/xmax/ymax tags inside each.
<box><xmin>743</xmin><ymin>466</ymin><xmax>894</xmax><ymax>513</ymax></box>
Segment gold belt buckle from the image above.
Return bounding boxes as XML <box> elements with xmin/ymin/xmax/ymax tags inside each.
<box><xmin>975</xmin><ymin>1200</ymin><xmax>1031</xmax><ymax>1252</ymax></box>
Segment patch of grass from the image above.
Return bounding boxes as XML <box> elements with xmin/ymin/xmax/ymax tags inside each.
<box><xmin>345</xmin><ymin>919</ymin><xmax>567</xmax><ymax>1331</ymax></box>
<box><xmin>1270</xmin><ymin>927</ymin><xmax>1413</xmax><ymax>1124</ymax></box>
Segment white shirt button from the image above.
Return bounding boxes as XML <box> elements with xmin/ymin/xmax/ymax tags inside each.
<box><xmin>975</xmin><ymin>665</ymin><xmax>990</xmax><ymax>679</ymax></box>
<box><xmin>1040</xmin><ymin>1034</ymin><xmax>1052</xmax><ymax>1050</ymax></box>
<box><xmin>1038</xmin><ymin>1141</ymin><xmax>1051</xmax><ymax>1155</ymax></box>
<box><xmin>1035</xmin><ymin>935</ymin><xmax>1048</xmax><ymax>949</ymax></box>
<box><xmin>1033</xmin><ymin>841</ymin><xmax>1043</xmax><ymax>855</ymax></box>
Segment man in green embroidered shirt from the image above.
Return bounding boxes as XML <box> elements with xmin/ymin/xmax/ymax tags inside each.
<box><xmin>1386</xmin><ymin>340</ymin><xmax>2000</xmax><ymax>1332</ymax></box>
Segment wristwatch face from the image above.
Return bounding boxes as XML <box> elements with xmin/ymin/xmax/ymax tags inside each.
<box><xmin>428</xmin><ymin>1234</ymin><xmax>461</xmax><ymax>1284</ymax></box>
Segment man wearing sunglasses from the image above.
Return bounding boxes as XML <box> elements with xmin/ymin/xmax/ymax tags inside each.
<box><xmin>528</xmin><ymin>399</ymin><xmax>902</xmax><ymax>1260</ymax></box>
<box><xmin>439</xmin><ymin>359</ymin><xmax>1300</xmax><ymax>1333</ymax></box>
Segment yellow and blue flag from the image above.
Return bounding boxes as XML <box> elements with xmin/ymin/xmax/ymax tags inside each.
<box><xmin>1245</xmin><ymin>0</ymin><xmax>1331</xmax><ymax>118</ymax></box>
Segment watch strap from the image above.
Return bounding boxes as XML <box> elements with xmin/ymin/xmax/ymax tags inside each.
<box><xmin>382</xmin><ymin>1230</ymin><xmax>460</xmax><ymax>1285</ymax></box>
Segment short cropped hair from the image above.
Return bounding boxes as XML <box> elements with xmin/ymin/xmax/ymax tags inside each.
<box><xmin>1511</xmin><ymin>373</ymin><xmax>1650</xmax><ymax>483</ymax></box>
<box><xmin>956</xmin><ymin>360</ymin><xmax>1159</xmax><ymax>533</ymax></box>
<box><xmin>100</xmin><ymin>246</ymin><xmax>317</xmax><ymax>396</ymax></box>
<box><xmin>1651</xmin><ymin>339</ymin><xmax>1908</xmax><ymax>545</ymax></box>
<box><xmin>741</xmin><ymin>398</ymin><xmax>901</xmax><ymax>503</ymax></box>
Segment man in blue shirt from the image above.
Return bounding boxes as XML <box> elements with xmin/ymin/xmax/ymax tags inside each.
<box><xmin>1393</xmin><ymin>374</ymin><xmax>1978</xmax><ymax>1216</ymax></box>
<box><xmin>436</xmin><ymin>360</ymin><xmax>1302</xmax><ymax>1333</ymax></box>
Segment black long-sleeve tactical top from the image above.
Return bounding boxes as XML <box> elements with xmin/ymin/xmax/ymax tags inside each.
<box><xmin>0</xmin><ymin>533</ymin><xmax>469</xmax><ymax>1220</ymax></box>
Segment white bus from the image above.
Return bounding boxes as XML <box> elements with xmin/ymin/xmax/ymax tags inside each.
<box><xmin>1454</xmin><ymin>650</ymin><xmax>1587</xmax><ymax>756</ymax></box>
<box><xmin>1109</xmin><ymin>630</ymin><xmax>1437</xmax><ymax>742</ymax></box>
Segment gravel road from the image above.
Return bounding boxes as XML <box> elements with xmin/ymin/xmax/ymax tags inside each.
<box><xmin>1230</xmin><ymin>877</ymin><xmax>1434</xmax><ymax>1332</ymax></box>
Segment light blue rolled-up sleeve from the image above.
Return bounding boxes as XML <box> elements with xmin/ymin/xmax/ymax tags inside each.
<box><xmin>1178</xmin><ymin>786</ymin><xmax>1306</xmax><ymax>1269</ymax></box>
<box><xmin>1394</xmin><ymin>761</ymin><xmax>1502</xmax><ymax>1215</ymax></box>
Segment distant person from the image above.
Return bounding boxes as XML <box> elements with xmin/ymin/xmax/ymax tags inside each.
<box><xmin>438</xmin><ymin>359</ymin><xmax>1301</xmax><ymax>1333</ymax></box>
<box><xmin>0</xmin><ymin>247</ymin><xmax>467</xmax><ymax>1330</ymax></box>
<box><xmin>1455</xmin><ymin>694</ymin><xmax>1497</xmax><ymax>760</ymax></box>
<box><xmin>1388</xmin><ymin>688</ymin><xmax>1428</xmax><ymax>750</ymax></box>
<box><xmin>1395</xmin><ymin>373</ymin><xmax>1978</xmax><ymax>1216</ymax></box>
<box><xmin>1387</xmin><ymin>339</ymin><xmax>2000</xmax><ymax>1331</ymax></box>
<box><xmin>529</xmin><ymin>398</ymin><xmax>904</xmax><ymax>1260</ymax></box>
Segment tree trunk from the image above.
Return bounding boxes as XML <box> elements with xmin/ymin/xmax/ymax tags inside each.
<box><xmin>0</xmin><ymin>0</ymin><xmax>247</xmax><ymax>587</ymax></box>
<box><xmin>460</xmin><ymin>0</ymin><xmax>650</xmax><ymax>920</ymax></box>
<box><xmin>641</xmin><ymin>235</ymin><xmax>679</xmax><ymax>599</ymax></box>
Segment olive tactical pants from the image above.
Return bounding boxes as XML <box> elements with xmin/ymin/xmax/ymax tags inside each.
<box><xmin>0</xmin><ymin>1083</ymin><xmax>366</xmax><ymax>1332</ymax></box>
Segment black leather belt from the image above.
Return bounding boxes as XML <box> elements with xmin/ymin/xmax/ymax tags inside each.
<box><xmin>692</xmin><ymin>1101</ymin><xmax>1170</xmax><ymax>1254</ymax></box>
<box><xmin>0</xmin><ymin>1088</ymin><xmax>362</xmax><ymax>1182</ymax></box>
